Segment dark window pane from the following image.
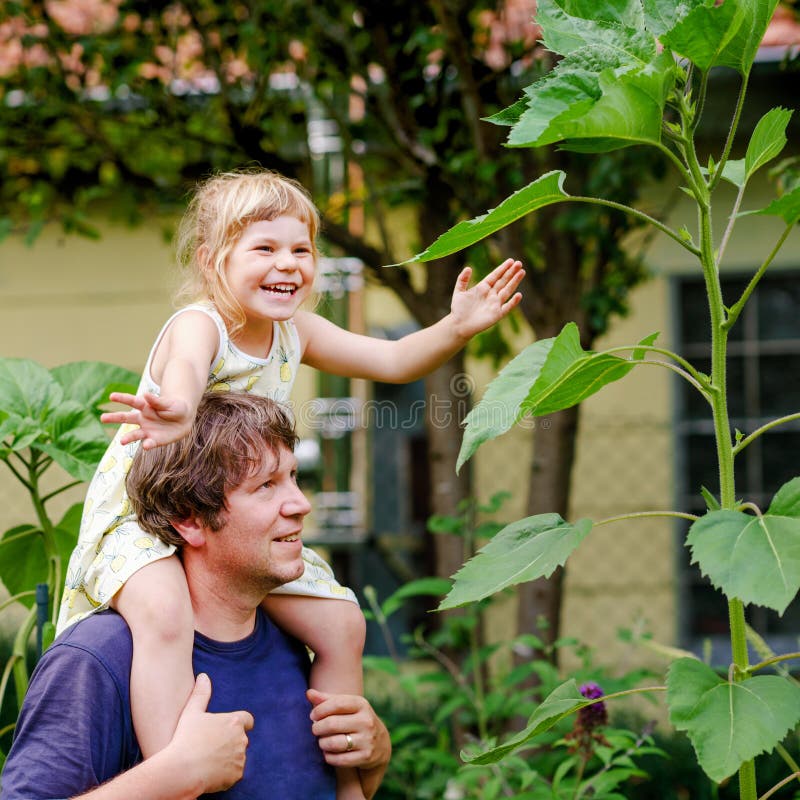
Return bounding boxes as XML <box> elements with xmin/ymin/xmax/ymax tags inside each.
<box><xmin>686</xmin><ymin>433</ymin><xmax>748</xmax><ymax>501</ymax></box>
<box><xmin>684</xmin><ymin>356</ymin><xmax>711</xmax><ymax>420</ymax></box>
<box><xmin>758</xmin><ymin>278</ymin><xmax>800</xmax><ymax>341</ymax></box>
<box><xmin>759</xmin><ymin>354</ymin><xmax>800</xmax><ymax>417</ymax></box>
<box><xmin>680</xmin><ymin>281</ymin><xmax>713</xmax><ymax>344</ymax></box>
<box><xmin>679</xmin><ymin>279</ymin><xmax>748</xmax><ymax>343</ymax></box>
<box><xmin>725</xmin><ymin>356</ymin><xmax>747</xmax><ymax>420</ymax></box>
<box><xmin>762</xmin><ymin>431</ymin><xmax>800</xmax><ymax>496</ymax></box>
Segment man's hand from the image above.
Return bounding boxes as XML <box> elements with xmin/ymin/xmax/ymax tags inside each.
<box><xmin>166</xmin><ymin>673</ymin><xmax>254</xmax><ymax>794</ymax></box>
<box><xmin>307</xmin><ymin>689</ymin><xmax>390</xmax><ymax>800</ymax></box>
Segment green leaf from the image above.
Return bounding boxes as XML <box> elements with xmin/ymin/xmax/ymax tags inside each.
<box><xmin>720</xmin><ymin>159</ymin><xmax>747</xmax><ymax>189</ymax></box>
<box><xmin>458</xmin><ymin>337</ymin><xmax>555</xmax><ymax>471</ymax></box>
<box><xmin>39</xmin><ymin>401</ymin><xmax>109</xmax><ymax>481</ymax></box>
<box><xmin>714</xmin><ymin>0</ymin><xmax>781</xmax><ymax>76</ymax></box>
<box><xmin>509</xmin><ymin>54</ymin><xmax>674</xmax><ymax>151</ymax></box>
<box><xmin>744</xmin><ymin>107</ymin><xmax>793</xmax><ymax>180</ymax></box>
<box><xmin>536</xmin><ymin>0</ymin><xmax>652</xmax><ymax>60</ymax></box>
<box><xmin>439</xmin><ymin>513</ymin><xmax>592</xmax><ymax>610</ymax></box>
<box><xmin>687</xmin><ymin>478</ymin><xmax>800</xmax><ymax>614</ymax></box>
<box><xmin>463</xmin><ymin>679</ymin><xmax>588</xmax><ymax>764</ymax></box>
<box><xmin>406</xmin><ymin>172</ymin><xmax>569</xmax><ymax>263</ymax></box>
<box><xmin>50</xmin><ymin>361</ymin><xmax>140</xmax><ymax>413</ymax></box>
<box><xmin>381</xmin><ymin>577</ymin><xmax>453</xmax><ymax>617</ymax></box>
<box><xmin>458</xmin><ymin>325</ymin><xmax>654</xmax><ymax>469</ymax></box>
<box><xmin>661</xmin><ymin>0</ymin><xmax>780</xmax><ymax>76</ymax></box>
<box><xmin>721</xmin><ymin>108</ymin><xmax>792</xmax><ymax>189</ymax></box>
<box><xmin>700</xmin><ymin>486</ymin><xmax>720</xmax><ymax>512</ymax></box>
<box><xmin>523</xmin><ymin>324</ymin><xmax>654</xmax><ymax>417</ymax></box>
<box><xmin>0</xmin><ymin>521</ymin><xmax>77</xmax><ymax>609</ymax></box>
<box><xmin>667</xmin><ymin>658</ymin><xmax>800</xmax><ymax>782</ymax></box>
<box><xmin>0</xmin><ymin>358</ymin><xmax>63</xmax><ymax>422</ymax></box>
<box><xmin>642</xmin><ymin>0</ymin><xmax>699</xmax><ymax>37</ymax></box>
<box><xmin>746</xmin><ymin>184</ymin><xmax>800</xmax><ymax>226</ymax></box>
<box><xmin>557</xmin><ymin>0</ymin><xmax>645</xmax><ymax>29</ymax></box>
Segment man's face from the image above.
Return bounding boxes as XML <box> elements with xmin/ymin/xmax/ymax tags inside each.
<box><xmin>204</xmin><ymin>444</ymin><xmax>311</xmax><ymax>592</ymax></box>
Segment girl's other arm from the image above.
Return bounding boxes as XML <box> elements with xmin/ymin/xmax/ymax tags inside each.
<box><xmin>298</xmin><ymin>258</ymin><xmax>524</xmax><ymax>383</ymax></box>
<box><xmin>100</xmin><ymin>311</ymin><xmax>220</xmax><ymax>449</ymax></box>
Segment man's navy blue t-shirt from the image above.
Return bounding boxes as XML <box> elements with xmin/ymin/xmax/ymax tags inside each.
<box><xmin>0</xmin><ymin>609</ymin><xmax>336</xmax><ymax>799</ymax></box>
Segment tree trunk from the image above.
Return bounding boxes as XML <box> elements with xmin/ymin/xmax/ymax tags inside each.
<box><xmin>423</xmin><ymin>352</ymin><xmax>472</xmax><ymax>581</ymax></box>
<box><xmin>516</xmin><ymin>404</ymin><xmax>580</xmax><ymax>653</ymax></box>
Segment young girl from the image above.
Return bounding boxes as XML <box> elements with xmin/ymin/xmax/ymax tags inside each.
<box><xmin>57</xmin><ymin>169</ymin><xmax>524</xmax><ymax>800</ymax></box>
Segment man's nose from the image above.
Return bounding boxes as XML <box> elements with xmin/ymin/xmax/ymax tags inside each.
<box><xmin>285</xmin><ymin>484</ymin><xmax>312</xmax><ymax>517</ymax></box>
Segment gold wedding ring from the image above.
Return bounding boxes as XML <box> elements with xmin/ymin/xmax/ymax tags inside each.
<box><xmin>345</xmin><ymin>733</ymin><xmax>354</xmax><ymax>752</ymax></box>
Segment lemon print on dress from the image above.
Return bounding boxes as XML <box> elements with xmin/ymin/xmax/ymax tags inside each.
<box><xmin>110</xmin><ymin>553</ymin><xmax>127</xmax><ymax>573</ymax></box>
<box><xmin>98</xmin><ymin>454</ymin><xmax>117</xmax><ymax>473</ymax></box>
<box><xmin>135</xmin><ymin>536</ymin><xmax>162</xmax><ymax>560</ymax></box>
<box><xmin>211</xmin><ymin>356</ymin><xmax>225</xmax><ymax>376</ymax></box>
<box><xmin>278</xmin><ymin>347</ymin><xmax>292</xmax><ymax>383</ymax></box>
<box><xmin>245</xmin><ymin>374</ymin><xmax>259</xmax><ymax>391</ymax></box>
<box><xmin>210</xmin><ymin>381</ymin><xmax>231</xmax><ymax>392</ymax></box>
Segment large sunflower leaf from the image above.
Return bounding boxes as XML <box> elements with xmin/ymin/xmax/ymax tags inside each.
<box><xmin>406</xmin><ymin>172</ymin><xmax>569</xmax><ymax>263</ymax></box>
<box><xmin>439</xmin><ymin>513</ymin><xmax>592</xmax><ymax>610</ymax></box>
<box><xmin>521</xmin><ymin>324</ymin><xmax>657</xmax><ymax>417</ymax></box>
<box><xmin>668</xmin><ymin>658</ymin><xmax>800</xmax><ymax>782</ymax></box>
<box><xmin>50</xmin><ymin>361</ymin><xmax>139</xmax><ymax>413</ymax></box>
<box><xmin>661</xmin><ymin>0</ymin><xmax>780</xmax><ymax>76</ymax></box>
<box><xmin>457</xmin><ymin>337</ymin><xmax>554</xmax><ymax>472</ymax></box>
<box><xmin>687</xmin><ymin>478</ymin><xmax>800</xmax><ymax>614</ymax></box>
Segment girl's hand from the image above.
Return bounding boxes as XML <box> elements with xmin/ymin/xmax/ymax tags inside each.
<box><xmin>101</xmin><ymin>391</ymin><xmax>193</xmax><ymax>450</ymax></box>
<box><xmin>450</xmin><ymin>258</ymin><xmax>524</xmax><ymax>340</ymax></box>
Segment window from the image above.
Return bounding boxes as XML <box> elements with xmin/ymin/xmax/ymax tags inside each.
<box><xmin>675</xmin><ymin>272</ymin><xmax>800</xmax><ymax>648</ymax></box>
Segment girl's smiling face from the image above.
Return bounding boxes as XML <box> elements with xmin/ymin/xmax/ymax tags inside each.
<box><xmin>224</xmin><ymin>215</ymin><xmax>316</xmax><ymax>324</ymax></box>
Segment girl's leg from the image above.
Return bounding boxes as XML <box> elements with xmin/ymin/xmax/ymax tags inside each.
<box><xmin>111</xmin><ymin>555</ymin><xmax>195</xmax><ymax>757</ymax></box>
<box><xmin>264</xmin><ymin>595</ymin><xmax>366</xmax><ymax>800</ymax></box>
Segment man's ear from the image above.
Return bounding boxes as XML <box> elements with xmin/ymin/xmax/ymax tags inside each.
<box><xmin>171</xmin><ymin>516</ymin><xmax>207</xmax><ymax>548</ymax></box>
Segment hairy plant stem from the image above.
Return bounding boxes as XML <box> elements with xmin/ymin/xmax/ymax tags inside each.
<box><xmin>685</xmin><ymin>109</ymin><xmax>755</xmax><ymax>797</ymax></box>
<box><xmin>28</xmin><ymin>452</ymin><xmax>62</xmax><ymax>619</ymax></box>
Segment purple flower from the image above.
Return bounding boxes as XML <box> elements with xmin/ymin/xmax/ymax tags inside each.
<box><xmin>577</xmin><ymin>682</ymin><xmax>608</xmax><ymax>730</ymax></box>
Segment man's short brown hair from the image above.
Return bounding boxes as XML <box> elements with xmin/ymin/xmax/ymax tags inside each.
<box><xmin>126</xmin><ymin>392</ymin><xmax>298</xmax><ymax>548</ymax></box>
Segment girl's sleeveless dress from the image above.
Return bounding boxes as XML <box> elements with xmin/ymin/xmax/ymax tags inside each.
<box><xmin>57</xmin><ymin>303</ymin><xmax>355</xmax><ymax>633</ymax></box>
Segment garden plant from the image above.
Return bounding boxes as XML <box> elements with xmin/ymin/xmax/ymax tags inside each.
<box><xmin>364</xmin><ymin>494</ymin><xmax>662</xmax><ymax>799</ymax></box>
<box><xmin>0</xmin><ymin>358</ymin><xmax>137</xmax><ymax>762</ymax></box>
<box><xmin>405</xmin><ymin>2</ymin><xmax>800</xmax><ymax>799</ymax></box>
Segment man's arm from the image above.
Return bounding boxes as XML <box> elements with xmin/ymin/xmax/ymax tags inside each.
<box><xmin>74</xmin><ymin>674</ymin><xmax>253</xmax><ymax>800</ymax></box>
<box><xmin>1</xmin><ymin>640</ymin><xmax>251</xmax><ymax>800</ymax></box>
<box><xmin>306</xmin><ymin>689</ymin><xmax>391</xmax><ymax>800</ymax></box>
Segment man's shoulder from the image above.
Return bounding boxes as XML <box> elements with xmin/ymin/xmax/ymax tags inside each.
<box><xmin>49</xmin><ymin>610</ymin><xmax>133</xmax><ymax>678</ymax></box>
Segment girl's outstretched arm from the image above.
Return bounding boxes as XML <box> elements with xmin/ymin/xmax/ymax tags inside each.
<box><xmin>101</xmin><ymin>310</ymin><xmax>219</xmax><ymax>449</ymax></box>
<box><xmin>298</xmin><ymin>258</ymin><xmax>524</xmax><ymax>383</ymax></box>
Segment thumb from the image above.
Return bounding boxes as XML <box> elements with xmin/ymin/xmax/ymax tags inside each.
<box><xmin>306</xmin><ymin>688</ymin><xmax>330</xmax><ymax>708</ymax></box>
<box><xmin>184</xmin><ymin>672</ymin><xmax>212</xmax><ymax>714</ymax></box>
<box><xmin>454</xmin><ymin>266</ymin><xmax>472</xmax><ymax>292</ymax></box>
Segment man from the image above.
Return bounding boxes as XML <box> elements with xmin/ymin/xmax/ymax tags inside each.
<box><xmin>1</xmin><ymin>392</ymin><xmax>390</xmax><ymax>799</ymax></box>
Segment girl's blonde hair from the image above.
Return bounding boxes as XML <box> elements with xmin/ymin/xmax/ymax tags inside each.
<box><xmin>175</xmin><ymin>169</ymin><xmax>321</xmax><ymax>335</ymax></box>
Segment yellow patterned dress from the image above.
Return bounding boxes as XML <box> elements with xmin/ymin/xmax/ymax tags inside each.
<box><xmin>57</xmin><ymin>303</ymin><xmax>355</xmax><ymax>633</ymax></box>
